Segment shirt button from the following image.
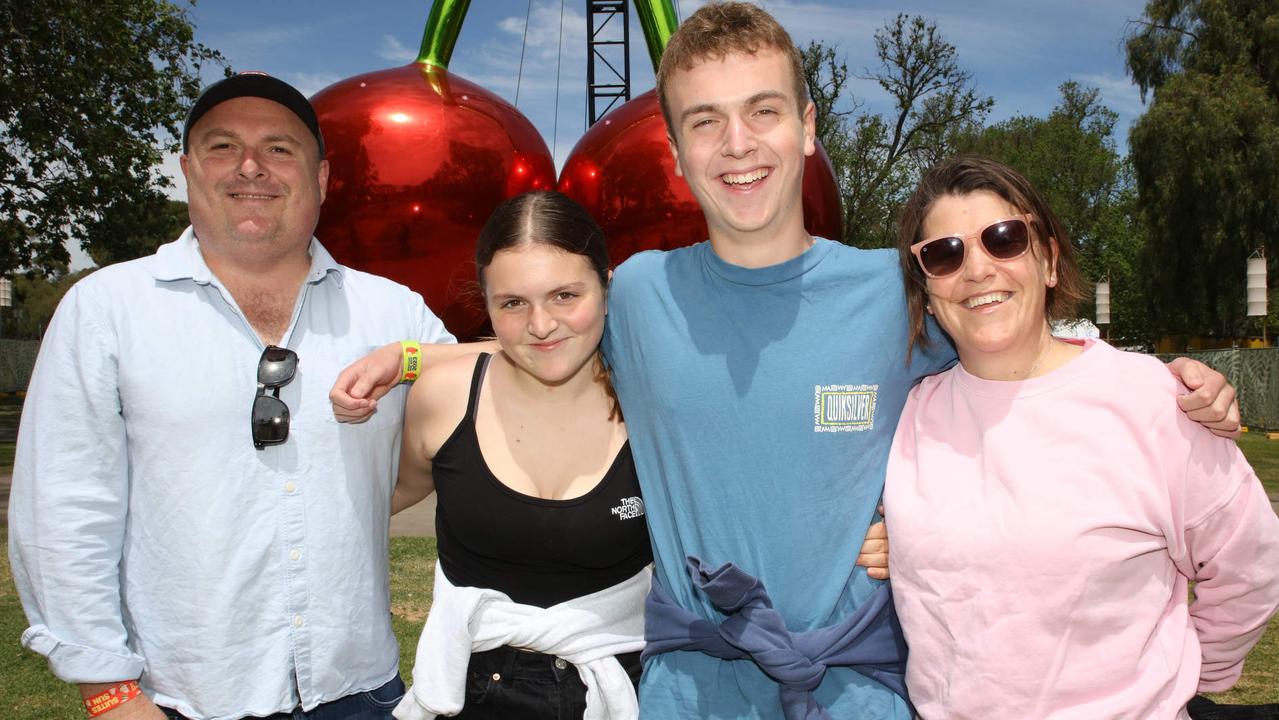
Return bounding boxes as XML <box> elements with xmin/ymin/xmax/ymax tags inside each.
<box><xmin>293</xmin><ymin>615</ymin><xmax>304</xmax><ymax>627</ymax></box>
<box><xmin>490</xmin><ymin>673</ymin><xmax>501</xmax><ymax>682</ymax></box>
<box><xmin>554</xmin><ymin>658</ymin><xmax>567</xmax><ymax>670</ymax></box>
<box><xmin>284</xmin><ymin>481</ymin><xmax>297</xmax><ymax>493</ymax></box>
<box><xmin>289</xmin><ymin>549</ymin><xmax>301</xmax><ymax>561</ymax></box>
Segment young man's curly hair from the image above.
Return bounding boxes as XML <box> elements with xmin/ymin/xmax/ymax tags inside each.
<box><xmin>656</xmin><ymin>1</ymin><xmax>809</xmax><ymax>139</ymax></box>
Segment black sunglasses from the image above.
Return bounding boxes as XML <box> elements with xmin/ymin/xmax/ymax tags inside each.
<box><xmin>251</xmin><ymin>345</ymin><xmax>298</xmax><ymax>449</ymax></box>
<box><xmin>910</xmin><ymin>214</ymin><xmax>1037</xmax><ymax>279</ymax></box>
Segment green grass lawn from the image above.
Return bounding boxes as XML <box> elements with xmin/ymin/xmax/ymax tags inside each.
<box><xmin>389</xmin><ymin>536</ymin><xmax>437</xmax><ymax>679</ymax></box>
<box><xmin>0</xmin><ymin>393</ymin><xmax>21</xmax><ymax>474</ymax></box>
<box><xmin>2</xmin><ymin>533</ymin><xmax>1276</xmax><ymax>715</ymax></box>
<box><xmin>1203</xmin><ymin>429</ymin><xmax>1279</xmax><ymax>704</ymax></box>
<box><xmin>1216</xmin><ymin>615</ymin><xmax>1279</xmax><ymax>704</ymax></box>
<box><xmin>0</xmin><ymin>541</ymin><xmax>81</xmax><ymax>720</ymax></box>
<box><xmin>1239</xmin><ymin>431</ymin><xmax>1279</xmax><ymax>496</ymax></box>
<box><xmin>0</xmin><ymin>391</ymin><xmax>1277</xmax><ymax>713</ymax></box>
<box><xmin>0</xmin><ymin>537</ymin><xmax>440</xmax><ymax>720</ymax></box>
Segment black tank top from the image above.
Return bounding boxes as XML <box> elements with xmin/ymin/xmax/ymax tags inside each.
<box><xmin>433</xmin><ymin>354</ymin><xmax>652</xmax><ymax>608</ymax></box>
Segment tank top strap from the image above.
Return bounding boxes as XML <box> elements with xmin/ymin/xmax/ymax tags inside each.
<box><xmin>465</xmin><ymin>352</ymin><xmax>494</xmax><ymax>423</ymax></box>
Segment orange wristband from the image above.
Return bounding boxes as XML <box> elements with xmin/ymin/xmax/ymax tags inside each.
<box><xmin>83</xmin><ymin>681</ymin><xmax>142</xmax><ymax>717</ymax></box>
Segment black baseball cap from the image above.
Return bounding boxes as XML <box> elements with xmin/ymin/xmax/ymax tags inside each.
<box><xmin>183</xmin><ymin>71</ymin><xmax>325</xmax><ymax>155</ymax></box>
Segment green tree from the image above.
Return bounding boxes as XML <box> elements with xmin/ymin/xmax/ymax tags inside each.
<box><xmin>0</xmin><ymin>0</ymin><xmax>224</xmax><ymax>276</ymax></box>
<box><xmin>803</xmin><ymin>15</ymin><xmax>993</xmax><ymax>248</ymax></box>
<box><xmin>1089</xmin><ymin>179</ymin><xmax>1157</xmax><ymax>348</ymax></box>
<box><xmin>0</xmin><ymin>197</ymin><xmax>187</xmax><ymax>339</ymax></box>
<box><xmin>1125</xmin><ymin>0</ymin><xmax>1279</xmax><ymax>338</ymax></box>
<box><xmin>4</xmin><ymin>269</ymin><xmax>95</xmax><ymax>338</ymax></box>
<box><xmin>960</xmin><ymin>83</ymin><xmax>1122</xmax><ymax>252</ymax></box>
<box><xmin>954</xmin><ymin>83</ymin><xmax>1157</xmax><ymax>346</ymax></box>
<box><xmin>86</xmin><ymin>198</ymin><xmax>190</xmax><ymax>267</ymax></box>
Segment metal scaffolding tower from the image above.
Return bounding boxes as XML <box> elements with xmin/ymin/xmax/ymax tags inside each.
<box><xmin>586</xmin><ymin>0</ymin><xmax>631</xmax><ymax>126</ymax></box>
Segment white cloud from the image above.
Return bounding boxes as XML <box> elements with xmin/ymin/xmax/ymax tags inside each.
<box><xmin>288</xmin><ymin>72</ymin><xmax>343</xmax><ymax>99</ymax></box>
<box><xmin>158</xmin><ymin>151</ymin><xmax>186</xmax><ymax>202</ymax></box>
<box><xmin>206</xmin><ymin>26</ymin><xmax>312</xmax><ymax>70</ymax></box>
<box><xmin>226</xmin><ymin>26</ymin><xmax>309</xmax><ymax>48</ymax></box>
<box><xmin>495</xmin><ymin>2</ymin><xmax>587</xmax><ymax>63</ymax></box>
<box><xmin>472</xmin><ymin>2</ymin><xmax>587</xmax><ymax>92</ymax></box>
<box><xmin>377</xmin><ymin>34</ymin><xmax>417</xmax><ymax>64</ymax></box>
<box><xmin>446</xmin><ymin>1</ymin><xmax>592</xmax><ymax>163</ymax></box>
<box><xmin>1077</xmin><ymin>72</ymin><xmax>1145</xmax><ymax>118</ymax></box>
<box><xmin>1075</xmin><ymin>72</ymin><xmax>1145</xmax><ymax>150</ymax></box>
<box><xmin>763</xmin><ymin>1</ymin><xmax>887</xmax><ymax>55</ymax></box>
<box><xmin>66</xmin><ymin>240</ymin><xmax>96</xmax><ymax>272</ymax></box>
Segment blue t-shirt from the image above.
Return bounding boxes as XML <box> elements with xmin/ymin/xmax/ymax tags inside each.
<box><xmin>604</xmin><ymin>238</ymin><xmax>954</xmax><ymax>719</ymax></box>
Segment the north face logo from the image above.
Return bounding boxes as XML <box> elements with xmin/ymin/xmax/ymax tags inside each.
<box><xmin>611</xmin><ymin>496</ymin><xmax>645</xmax><ymax>520</ymax></box>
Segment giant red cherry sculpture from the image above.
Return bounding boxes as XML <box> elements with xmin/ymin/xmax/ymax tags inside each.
<box><xmin>312</xmin><ymin>0</ymin><xmax>554</xmax><ymax>339</ymax></box>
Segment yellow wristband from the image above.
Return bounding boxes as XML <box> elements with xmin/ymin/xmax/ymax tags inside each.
<box><xmin>400</xmin><ymin>341</ymin><xmax>422</xmax><ymax>383</ymax></box>
<box><xmin>83</xmin><ymin>681</ymin><xmax>142</xmax><ymax>717</ymax></box>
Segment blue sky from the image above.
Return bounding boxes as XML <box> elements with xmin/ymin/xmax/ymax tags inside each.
<box><xmin>159</xmin><ymin>0</ymin><xmax>1150</xmax><ymax>194</ymax></box>
<box><xmin>79</xmin><ymin>0</ymin><xmax>1143</xmax><ymax>271</ymax></box>
<box><xmin>77</xmin><ymin>0</ymin><xmax>1151</xmax><ymax>271</ymax></box>
<box><xmin>78</xmin><ymin>0</ymin><xmax>1145</xmax><ymax>270</ymax></box>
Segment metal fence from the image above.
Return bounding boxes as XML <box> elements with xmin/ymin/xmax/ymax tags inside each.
<box><xmin>1</xmin><ymin>338</ymin><xmax>1276</xmax><ymax>426</ymax></box>
<box><xmin>0</xmin><ymin>339</ymin><xmax>38</xmax><ymax>393</ymax></box>
<box><xmin>1154</xmin><ymin>347</ymin><xmax>1279</xmax><ymax>430</ymax></box>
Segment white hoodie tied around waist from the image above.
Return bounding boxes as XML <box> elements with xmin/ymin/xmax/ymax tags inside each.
<box><xmin>393</xmin><ymin>562</ymin><xmax>651</xmax><ymax>720</ymax></box>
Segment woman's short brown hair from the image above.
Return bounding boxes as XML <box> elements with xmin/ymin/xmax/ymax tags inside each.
<box><xmin>897</xmin><ymin>156</ymin><xmax>1087</xmax><ymax>358</ymax></box>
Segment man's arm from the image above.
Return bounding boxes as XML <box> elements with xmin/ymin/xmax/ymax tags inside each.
<box><xmin>856</xmin><ymin>517</ymin><xmax>889</xmax><ymax>581</ymax></box>
<box><xmin>8</xmin><ymin>284</ymin><xmax>148</xmax><ymax>700</ymax></box>
<box><xmin>1166</xmin><ymin>357</ymin><xmax>1240</xmax><ymax>438</ymax></box>
<box><xmin>330</xmin><ymin>340</ymin><xmax>496</xmax><ymax>422</ymax></box>
<box><xmin>78</xmin><ymin>682</ymin><xmax>166</xmax><ymax>719</ymax></box>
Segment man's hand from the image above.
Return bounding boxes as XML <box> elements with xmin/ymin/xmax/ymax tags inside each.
<box><xmin>856</xmin><ymin>508</ymin><xmax>889</xmax><ymax>580</ymax></box>
<box><xmin>330</xmin><ymin>342</ymin><xmax>404</xmax><ymax>423</ymax></box>
<box><xmin>80</xmin><ymin>683</ymin><xmax>167</xmax><ymax>720</ymax></box>
<box><xmin>1166</xmin><ymin>357</ymin><xmax>1241</xmax><ymax>438</ymax></box>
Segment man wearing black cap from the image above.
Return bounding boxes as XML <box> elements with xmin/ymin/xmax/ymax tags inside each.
<box><xmin>9</xmin><ymin>73</ymin><xmax>456</xmax><ymax>720</ymax></box>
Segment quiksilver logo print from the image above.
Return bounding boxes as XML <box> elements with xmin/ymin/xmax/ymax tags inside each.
<box><xmin>813</xmin><ymin>384</ymin><xmax>878</xmax><ymax>432</ymax></box>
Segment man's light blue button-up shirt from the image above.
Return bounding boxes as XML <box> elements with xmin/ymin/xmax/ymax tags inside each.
<box><xmin>8</xmin><ymin>229</ymin><xmax>454</xmax><ymax>720</ymax></box>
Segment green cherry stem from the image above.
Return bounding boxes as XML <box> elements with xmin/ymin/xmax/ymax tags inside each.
<box><xmin>417</xmin><ymin>0</ymin><xmax>471</xmax><ymax>69</ymax></box>
<box><xmin>633</xmin><ymin>0</ymin><xmax>680</xmax><ymax>74</ymax></box>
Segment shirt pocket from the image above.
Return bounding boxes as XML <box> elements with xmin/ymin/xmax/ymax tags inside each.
<box><xmin>310</xmin><ymin>344</ymin><xmax>407</xmax><ymax>433</ymax></box>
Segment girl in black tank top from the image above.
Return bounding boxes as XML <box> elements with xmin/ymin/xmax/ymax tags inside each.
<box><xmin>433</xmin><ymin>353</ymin><xmax>650</xmax><ymax>608</ymax></box>
<box><xmin>391</xmin><ymin>192</ymin><xmax>651</xmax><ymax>720</ymax></box>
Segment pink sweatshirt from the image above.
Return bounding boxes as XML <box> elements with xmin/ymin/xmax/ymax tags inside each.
<box><xmin>885</xmin><ymin>339</ymin><xmax>1279</xmax><ymax>719</ymax></box>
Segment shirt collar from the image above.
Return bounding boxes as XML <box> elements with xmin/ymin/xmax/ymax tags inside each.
<box><xmin>151</xmin><ymin>226</ymin><xmax>345</xmax><ymax>288</ymax></box>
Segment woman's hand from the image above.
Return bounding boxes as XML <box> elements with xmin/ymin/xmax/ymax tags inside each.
<box><xmin>856</xmin><ymin>506</ymin><xmax>889</xmax><ymax>580</ymax></box>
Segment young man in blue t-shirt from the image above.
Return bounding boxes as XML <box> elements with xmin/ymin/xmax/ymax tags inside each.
<box><xmin>601</xmin><ymin>4</ymin><xmax>935</xmax><ymax>716</ymax></box>
<box><xmin>602</xmin><ymin>7</ymin><xmax>1238</xmax><ymax>718</ymax></box>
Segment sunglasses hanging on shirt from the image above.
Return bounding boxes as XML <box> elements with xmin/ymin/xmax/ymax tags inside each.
<box><xmin>251</xmin><ymin>345</ymin><xmax>298</xmax><ymax>449</ymax></box>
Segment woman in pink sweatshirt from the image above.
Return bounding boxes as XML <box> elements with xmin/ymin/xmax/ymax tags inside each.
<box><xmin>885</xmin><ymin>156</ymin><xmax>1279</xmax><ymax>719</ymax></box>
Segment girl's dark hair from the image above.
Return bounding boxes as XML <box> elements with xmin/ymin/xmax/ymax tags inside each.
<box><xmin>476</xmin><ymin>190</ymin><xmax>609</xmax><ymax>290</ymax></box>
<box><xmin>896</xmin><ymin>156</ymin><xmax>1087</xmax><ymax>359</ymax></box>
<box><xmin>475</xmin><ymin>191</ymin><xmax>620</xmax><ymax>420</ymax></box>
